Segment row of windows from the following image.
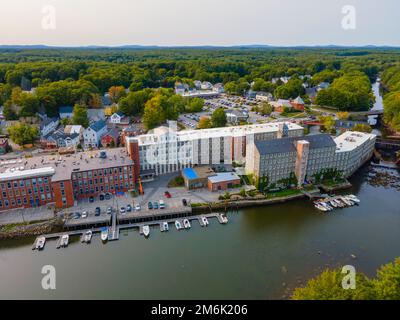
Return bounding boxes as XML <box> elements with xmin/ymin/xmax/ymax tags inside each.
<box><xmin>1</xmin><ymin>177</ymin><xmax>50</xmax><ymax>190</ymax></box>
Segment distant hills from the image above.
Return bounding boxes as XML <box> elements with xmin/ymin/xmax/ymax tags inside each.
<box><xmin>0</xmin><ymin>44</ymin><xmax>399</xmax><ymax>50</ymax></box>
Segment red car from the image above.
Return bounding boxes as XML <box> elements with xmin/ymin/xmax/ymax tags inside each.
<box><xmin>164</xmin><ymin>191</ymin><xmax>172</xmax><ymax>198</ymax></box>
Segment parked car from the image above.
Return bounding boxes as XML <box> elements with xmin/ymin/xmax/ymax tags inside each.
<box><xmin>99</xmin><ymin>194</ymin><xmax>105</xmax><ymax>201</ymax></box>
<box><xmin>182</xmin><ymin>199</ymin><xmax>188</xmax><ymax>206</ymax></box>
<box><xmin>72</xmin><ymin>212</ymin><xmax>81</xmax><ymax>219</ymax></box>
<box><xmin>135</xmin><ymin>204</ymin><xmax>141</xmax><ymax>211</ymax></box>
<box><xmin>81</xmin><ymin>211</ymin><xmax>88</xmax><ymax>218</ymax></box>
<box><xmin>159</xmin><ymin>200</ymin><xmax>165</xmax><ymax>209</ymax></box>
<box><xmin>126</xmin><ymin>204</ymin><xmax>132</xmax><ymax>212</ymax></box>
<box><xmin>119</xmin><ymin>207</ymin><xmax>126</xmax><ymax>214</ymax></box>
<box><xmin>105</xmin><ymin>193</ymin><xmax>111</xmax><ymax>200</ymax></box>
<box><xmin>95</xmin><ymin>207</ymin><xmax>101</xmax><ymax>216</ymax></box>
<box><xmin>107</xmin><ymin>207</ymin><xmax>112</xmax><ymax>214</ymax></box>
<box><xmin>153</xmin><ymin>201</ymin><xmax>159</xmax><ymax>209</ymax></box>
<box><xmin>164</xmin><ymin>191</ymin><xmax>172</xmax><ymax>198</ymax></box>
<box><xmin>148</xmin><ymin>202</ymin><xmax>153</xmax><ymax>210</ymax></box>
<box><xmin>89</xmin><ymin>196</ymin><xmax>94</xmax><ymax>203</ymax></box>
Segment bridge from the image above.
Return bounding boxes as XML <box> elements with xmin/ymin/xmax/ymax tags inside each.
<box><xmin>349</xmin><ymin>110</ymin><xmax>384</xmax><ymax>116</ymax></box>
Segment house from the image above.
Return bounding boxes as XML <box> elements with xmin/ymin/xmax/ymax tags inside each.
<box><xmin>256</xmin><ymin>92</ymin><xmax>273</xmax><ymax>102</ymax></box>
<box><xmin>213</xmin><ymin>83</ymin><xmax>225</xmax><ymax>93</ymax></box>
<box><xmin>110</xmin><ymin>112</ymin><xmax>126</xmax><ymax>124</ymax></box>
<box><xmin>225</xmin><ymin>109</ymin><xmax>249</xmax><ymax>124</ymax></box>
<box><xmin>121</xmin><ymin>123</ymin><xmax>145</xmax><ymax>145</ymax></box>
<box><xmin>194</xmin><ymin>80</ymin><xmax>202</xmax><ymax>89</ymax></box>
<box><xmin>40</xmin><ymin>117</ymin><xmax>60</xmax><ymax>137</ymax></box>
<box><xmin>59</xmin><ymin>106</ymin><xmax>73</xmax><ymax>119</ymax></box>
<box><xmin>83</xmin><ymin>119</ymin><xmax>107</xmax><ymax>149</ymax></box>
<box><xmin>0</xmin><ymin>137</ymin><xmax>8</xmax><ymax>154</ymax></box>
<box><xmin>270</xmin><ymin>99</ymin><xmax>293</xmax><ymax>113</ymax></box>
<box><xmin>87</xmin><ymin>108</ymin><xmax>106</xmax><ymax>123</ymax></box>
<box><xmin>306</xmin><ymin>87</ymin><xmax>318</xmax><ymax>102</ymax></box>
<box><xmin>101</xmin><ymin>128</ymin><xmax>119</xmax><ymax>147</ymax></box>
<box><xmin>64</xmin><ymin>125</ymin><xmax>84</xmax><ymax>138</ymax></box>
<box><xmin>182</xmin><ymin>167</ymin><xmax>216</xmax><ymax>190</ymax></box>
<box><xmin>207</xmin><ymin>172</ymin><xmax>241</xmax><ymax>192</ymax></box>
<box><xmin>175</xmin><ymin>83</ymin><xmax>188</xmax><ymax>95</ymax></box>
<box><xmin>45</xmin><ymin>128</ymin><xmax>81</xmax><ymax>148</ymax></box>
<box><xmin>246</xmin><ymin>89</ymin><xmax>257</xmax><ymax>99</ymax></box>
<box><xmin>317</xmin><ymin>82</ymin><xmax>330</xmax><ymax>91</ymax></box>
<box><xmin>291</xmin><ymin>96</ymin><xmax>305</xmax><ymax>111</ymax></box>
<box><xmin>201</xmin><ymin>81</ymin><xmax>213</xmax><ymax>90</ymax></box>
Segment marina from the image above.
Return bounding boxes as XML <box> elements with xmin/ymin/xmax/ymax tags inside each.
<box><xmin>314</xmin><ymin>194</ymin><xmax>360</xmax><ymax>212</ymax></box>
<box><xmin>32</xmin><ymin>213</ymin><xmax>228</xmax><ymax>251</ymax></box>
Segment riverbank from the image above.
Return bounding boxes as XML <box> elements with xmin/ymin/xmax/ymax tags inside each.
<box><xmin>0</xmin><ymin>219</ymin><xmax>63</xmax><ymax>240</ymax></box>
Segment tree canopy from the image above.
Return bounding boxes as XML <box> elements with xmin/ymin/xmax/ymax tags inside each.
<box><xmin>8</xmin><ymin>123</ymin><xmax>39</xmax><ymax>146</ymax></box>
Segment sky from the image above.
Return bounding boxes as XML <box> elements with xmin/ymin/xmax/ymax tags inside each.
<box><xmin>0</xmin><ymin>0</ymin><xmax>399</xmax><ymax>47</ymax></box>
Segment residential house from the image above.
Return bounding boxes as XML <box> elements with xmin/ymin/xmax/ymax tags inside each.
<box><xmin>175</xmin><ymin>83</ymin><xmax>189</xmax><ymax>95</ymax></box>
<box><xmin>306</xmin><ymin>87</ymin><xmax>318</xmax><ymax>103</ymax></box>
<box><xmin>213</xmin><ymin>83</ymin><xmax>225</xmax><ymax>93</ymax></box>
<box><xmin>40</xmin><ymin>117</ymin><xmax>60</xmax><ymax>137</ymax></box>
<box><xmin>270</xmin><ymin>99</ymin><xmax>293</xmax><ymax>113</ymax></box>
<box><xmin>201</xmin><ymin>81</ymin><xmax>213</xmax><ymax>90</ymax></box>
<box><xmin>226</xmin><ymin>109</ymin><xmax>249</xmax><ymax>124</ymax></box>
<box><xmin>64</xmin><ymin>125</ymin><xmax>84</xmax><ymax>138</ymax></box>
<box><xmin>194</xmin><ymin>80</ymin><xmax>202</xmax><ymax>89</ymax></box>
<box><xmin>121</xmin><ymin>123</ymin><xmax>145</xmax><ymax>145</ymax></box>
<box><xmin>83</xmin><ymin>119</ymin><xmax>107</xmax><ymax>149</ymax></box>
<box><xmin>101</xmin><ymin>128</ymin><xmax>119</xmax><ymax>147</ymax></box>
<box><xmin>256</xmin><ymin>92</ymin><xmax>273</xmax><ymax>102</ymax></box>
<box><xmin>59</xmin><ymin>106</ymin><xmax>73</xmax><ymax>119</ymax></box>
<box><xmin>87</xmin><ymin>108</ymin><xmax>106</xmax><ymax>123</ymax></box>
<box><xmin>291</xmin><ymin>96</ymin><xmax>305</xmax><ymax>111</ymax></box>
<box><xmin>44</xmin><ymin>128</ymin><xmax>81</xmax><ymax>148</ymax></box>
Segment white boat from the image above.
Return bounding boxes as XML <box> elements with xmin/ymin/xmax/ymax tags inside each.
<box><xmin>59</xmin><ymin>234</ymin><xmax>69</xmax><ymax>248</ymax></box>
<box><xmin>162</xmin><ymin>222</ymin><xmax>169</xmax><ymax>232</ymax></box>
<box><xmin>143</xmin><ymin>225</ymin><xmax>150</xmax><ymax>237</ymax></box>
<box><xmin>319</xmin><ymin>202</ymin><xmax>332</xmax><ymax>211</ymax></box>
<box><xmin>175</xmin><ymin>220</ymin><xmax>182</xmax><ymax>230</ymax></box>
<box><xmin>35</xmin><ymin>236</ymin><xmax>46</xmax><ymax>250</ymax></box>
<box><xmin>183</xmin><ymin>219</ymin><xmax>191</xmax><ymax>229</ymax></box>
<box><xmin>315</xmin><ymin>203</ymin><xmax>328</xmax><ymax>212</ymax></box>
<box><xmin>220</xmin><ymin>214</ymin><xmax>228</xmax><ymax>224</ymax></box>
<box><xmin>201</xmin><ymin>216</ymin><xmax>209</xmax><ymax>226</ymax></box>
<box><xmin>82</xmin><ymin>230</ymin><xmax>92</xmax><ymax>243</ymax></box>
<box><xmin>347</xmin><ymin>194</ymin><xmax>360</xmax><ymax>203</ymax></box>
<box><xmin>340</xmin><ymin>197</ymin><xmax>353</xmax><ymax>206</ymax></box>
<box><xmin>333</xmin><ymin>199</ymin><xmax>344</xmax><ymax>208</ymax></box>
<box><xmin>101</xmin><ymin>227</ymin><xmax>108</xmax><ymax>242</ymax></box>
<box><xmin>329</xmin><ymin>200</ymin><xmax>338</xmax><ymax>208</ymax></box>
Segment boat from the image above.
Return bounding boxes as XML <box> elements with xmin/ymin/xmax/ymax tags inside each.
<box><xmin>101</xmin><ymin>227</ymin><xmax>108</xmax><ymax>242</ymax></box>
<box><xmin>201</xmin><ymin>216</ymin><xmax>209</xmax><ymax>226</ymax></box>
<box><xmin>161</xmin><ymin>222</ymin><xmax>169</xmax><ymax>232</ymax></box>
<box><xmin>175</xmin><ymin>220</ymin><xmax>182</xmax><ymax>230</ymax></box>
<box><xmin>57</xmin><ymin>234</ymin><xmax>69</xmax><ymax>248</ymax></box>
<box><xmin>183</xmin><ymin>219</ymin><xmax>191</xmax><ymax>229</ymax></box>
<box><xmin>329</xmin><ymin>200</ymin><xmax>338</xmax><ymax>208</ymax></box>
<box><xmin>333</xmin><ymin>198</ymin><xmax>344</xmax><ymax>208</ymax></box>
<box><xmin>143</xmin><ymin>225</ymin><xmax>150</xmax><ymax>237</ymax></box>
<box><xmin>82</xmin><ymin>230</ymin><xmax>92</xmax><ymax>243</ymax></box>
<box><xmin>340</xmin><ymin>197</ymin><xmax>354</xmax><ymax>206</ymax></box>
<box><xmin>35</xmin><ymin>236</ymin><xmax>46</xmax><ymax>250</ymax></box>
<box><xmin>315</xmin><ymin>203</ymin><xmax>328</xmax><ymax>212</ymax></box>
<box><xmin>347</xmin><ymin>194</ymin><xmax>360</xmax><ymax>203</ymax></box>
<box><xmin>319</xmin><ymin>202</ymin><xmax>332</xmax><ymax>211</ymax></box>
<box><xmin>219</xmin><ymin>214</ymin><xmax>228</xmax><ymax>224</ymax></box>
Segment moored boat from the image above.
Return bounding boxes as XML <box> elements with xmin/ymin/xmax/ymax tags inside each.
<box><xmin>183</xmin><ymin>219</ymin><xmax>191</xmax><ymax>229</ymax></box>
<box><xmin>175</xmin><ymin>220</ymin><xmax>182</xmax><ymax>230</ymax></box>
<box><xmin>100</xmin><ymin>227</ymin><xmax>108</xmax><ymax>242</ymax></box>
<box><xmin>143</xmin><ymin>225</ymin><xmax>150</xmax><ymax>237</ymax></box>
<box><xmin>35</xmin><ymin>236</ymin><xmax>46</xmax><ymax>250</ymax></box>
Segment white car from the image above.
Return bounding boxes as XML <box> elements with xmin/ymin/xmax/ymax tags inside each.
<box><xmin>81</xmin><ymin>211</ymin><xmax>88</xmax><ymax>219</ymax></box>
<box><xmin>119</xmin><ymin>207</ymin><xmax>126</xmax><ymax>214</ymax></box>
<box><xmin>135</xmin><ymin>204</ymin><xmax>141</xmax><ymax>211</ymax></box>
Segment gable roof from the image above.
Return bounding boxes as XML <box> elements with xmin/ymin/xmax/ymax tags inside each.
<box><xmin>293</xmin><ymin>96</ymin><xmax>305</xmax><ymax>104</ymax></box>
<box><xmin>89</xmin><ymin>119</ymin><xmax>106</xmax><ymax>132</ymax></box>
<box><xmin>255</xmin><ymin>134</ymin><xmax>336</xmax><ymax>155</ymax></box>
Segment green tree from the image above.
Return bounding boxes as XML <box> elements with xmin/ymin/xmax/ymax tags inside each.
<box><xmin>353</xmin><ymin>123</ymin><xmax>373</xmax><ymax>133</ymax></box>
<box><xmin>143</xmin><ymin>95</ymin><xmax>165</xmax><ymax>130</ymax></box>
<box><xmin>72</xmin><ymin>104</ymin><xmax>89</xmax><ymax>128</ymax></box>
<box><xmin>19</xmin><ymin>93</ymin><xmax>39</xmax><ymax>117</ymax></box>
<box><xmin>108</xmin><ymin>86</ymin><xmax>127</xmax><ymax>104</ymax></box>
<box><xmin>185</xmin><ymin>97</ymin><xmax>204</xmax><ymax>113</ymax></box>
<box><xmin>211</xmin><ymin>108</ymin><xmax>227</xmax><ymax>128</ymax></box>
<box><xmin>8</xmin><ymin>123</ymin><xmax>39</xmax><ymax>146</ymax></box>
<box><xmin>373</xmin><ymin>258</ymin><xmax>400</xmax><ymax>300</ymax></box>
<box><xmin>197</xmin><ymin>116</ymin><xmax>212</xmax><ymax>129</ymax></box>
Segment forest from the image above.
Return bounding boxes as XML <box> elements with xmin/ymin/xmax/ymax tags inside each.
<box><xmin>0</xmin><ymin>47</ymin><xmax>399</xmax><ymax>130</ymax></box>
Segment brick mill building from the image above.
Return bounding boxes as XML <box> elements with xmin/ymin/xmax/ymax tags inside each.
<box><xmin>0</xmin><ymin>148</ymin><xmax>137</xmax><ymax>212</ymax></box>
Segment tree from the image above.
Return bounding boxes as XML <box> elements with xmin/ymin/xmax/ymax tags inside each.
<box><xmin>353</xmin><ymin>123</ymin><xmax>372</xmax><ymax>133</ymax></box>
<box><xmin>292</xmin><ymin>257</ymin><xmax>400</xmax><ymax>300</ymax></box>
<box><xmin>72</xmin><ymin>104</ymin><xmax>89</xmax><ymax>128</ymax></box>
<box><xmin>259</xmin><ymin>102</ymin><xmax>273</xmax><ymax>115</ymax></box>
<box><xmin>143</xmin><ymin>95</ymin><xmax>165</xmax><ymax>130</ymax></box>
<box><xmin>118</xmin><ymin>89</ymin><xmax>152</xmax><ymax>116</ymax></box>
<box><xmin>274</xmin><ymin>78</ymin><xmax>305</xmax><ymax>99</ymax></box>
<box><xmin>88</xmin><ymin>93</ymin><xmax>102</xmax><ymax>108</ymax></box>
<box><xmin>19</xmin><ymin>93</ymin><xmax>39</xmax><ymax>117</ymax></box>
<box><xmin>318</xmin><ymin>115</ymin><xmax>336</xmax><ymax>133</ymax></box>
<box><xmin>211</xmin><ymin>108</ymin><xmax>227</xmax><ymax>128</ymax></box>
<box><xmin>197</xmin><ymin>116</ymin><xmax>212</xmax><ymax>129</ymax></box>
<box><xmin>337</xmin><ymin>111</ymin><xmax>349</xmax><ymax>120</ymax></box>
<box><xmin>108</xmin><ymin>86</ymin><xmax>127</xmax><ymax>104</ymax></box>
<box><xmin>2</xmin><ymin>100</ymin><xmax>18</xmax><ymax>120</ymax></box>
<box><xmin>8</xmin><ymin>123</ymin><xmax>39</xmax><ymax>146</ymax></box>
<box><xmin>185</xmin><ymin>97</ymin><xmax>204</xmax><ymax>113</ymax></box>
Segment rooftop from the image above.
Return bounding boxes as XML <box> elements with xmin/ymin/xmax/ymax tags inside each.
<box><xmin>128</xmin><ymin>122</ymin><xmax>303</xmax><ymax>146</ymax></box>
<box><xmin>255</xmin><ymin>134</ymin><xmax>336</xmax><ymax>155</ymax></box>
<box><xmin>208</xmin><ymin>172</ymin><xmax>240</xmax><ymax>184</ymax></box>
<box><xmin>182</xmin><ymin>166</ymin><xmax>215</xmax><ymax>180</ymax></box>
<box><xmin>334</xmin><ymin>131</ymin><xmax>376</xmax><ymax>153</ymax></box>
<box><xmin>0</xmin><ymin>148</ymin><xmax>133</xmax><ymax>182</ymax></box>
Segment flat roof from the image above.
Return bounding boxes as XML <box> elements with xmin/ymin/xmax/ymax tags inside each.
<box><xmin>208</xmin><ymin>172</ymin><xmax>240</xmax><ymax>184</ymax></box>
<box><xmin>334</xmin><ymin>131</ymin><xmax>376</xmax><ymax>153</ymax></box>
<box><xmin>0</xmin><ymin>167</ymin><xmax>55</xmax><ymax>182</ymax></box>
<box><xmin>128</xmin><ymin>122</ymin><xmax>304</xmax><ymax>146</ymax></box>
<box><xmin>0</xmin><ymin>148</ymin><xmax>133</xmax><ymax>182</ymax></box>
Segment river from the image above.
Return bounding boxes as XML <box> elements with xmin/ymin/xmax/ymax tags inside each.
<box><xmin>0</xmin><ymin>165</ymin><xmax>399</xmax><ymax>299</ymax></box>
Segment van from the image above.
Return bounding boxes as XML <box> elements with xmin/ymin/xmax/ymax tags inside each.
<box><xmin>159</xmin><ymin>200</ymin><xmax>166</xmax><ymax>209</ymax></box>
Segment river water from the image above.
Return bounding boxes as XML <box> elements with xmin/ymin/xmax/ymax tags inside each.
<box><xmin>1</xmin><ymin>84</ymin><xmax>399</xmax><ymax>300</ymax></box>
<box><xmin>0</xmin><ymin>165</ymin><xmax>399</xmax><ymax>299</ymax></box>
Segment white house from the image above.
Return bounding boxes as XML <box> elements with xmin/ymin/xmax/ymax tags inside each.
<box><xmin>256</xmin><ymin>92</ymin><xmax>273</xmax><ymax>102</ymax></box>
<box><xmin>64</xmin><ymin>125</ymin><xmax>84</xmax><ymax>138</ymax></box>
<box><xmin>40</xmin><ymin>117</ymin><xmax>60</xmax><ymax>137</ymax></box>
<box><xmin>201</xmin><ymin>81</ymin><xmax>213</xmax><ymax>90</ymax></box>
<box><xmin>83</xmin><ymin>119</ymin><xmax>107</xmax><ymax>149</ymax></box>
<box><xmin>110</xmin><ymin>112</ymin><xmax>125</xmax><ymax>124</ymax></box>
<box><xmin>59</xmin><ymin>106</ymin><xmax>73</xmax><ymax>119</ymax></box>
<box><xmin>213</xmin><ymin>83</ymin><xmax>225</xmax><ymax>93</ymax></box>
